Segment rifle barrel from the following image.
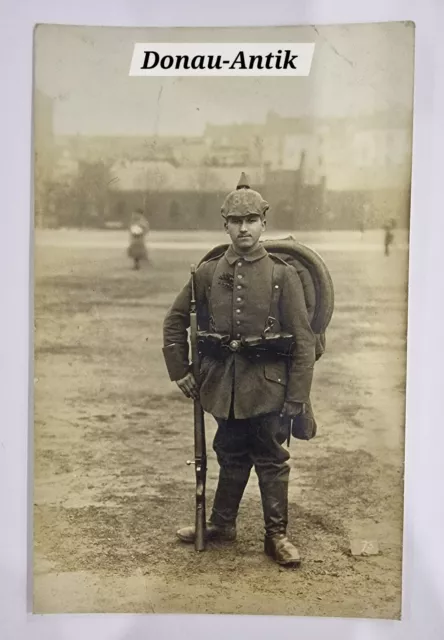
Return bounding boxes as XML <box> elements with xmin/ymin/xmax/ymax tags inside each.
<box><xmin>189</xmin><ymin>265</ymin><xmax>207</xmax><ymax>551</ymax></box>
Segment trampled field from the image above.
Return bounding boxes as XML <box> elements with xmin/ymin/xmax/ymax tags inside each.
<box><xmin>33</xmin><ymin>229</ymin><xmax>408</xmax><ymax>618</ymax></box>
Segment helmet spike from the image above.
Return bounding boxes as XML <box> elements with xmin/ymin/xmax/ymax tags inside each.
<box><xmin>236</xmin><ymin>172</ymin><xmax>250</xmax><ymax>190</ymax></box>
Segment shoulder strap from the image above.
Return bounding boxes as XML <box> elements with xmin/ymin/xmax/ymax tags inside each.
<box><xmin>269</xmin><ymin>257</ymin><xmax>326</xmax><ymax>360</ymax></box>
<box><xmin>198</xmin><ymin>252</ymin><xmax>225</xmax><ymax>331</ymax></box>
<box><xmin>269</xmin><ymin>253</ymin><xmax>290</xmax><ymax>267</ymax></box>
<box><xmin>266</xmin><ymin>258</ymin><xmax>287</xmax><ymax>333</ymax></box>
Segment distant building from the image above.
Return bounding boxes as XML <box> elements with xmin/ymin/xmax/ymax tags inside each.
<box><xmin>108</xmin><ymin>159</ymin><xmax>264</xmax><ymax>193</ymax></box>
<box><xmin>204</xmin><ymin>122</ymin><xmax>264</xmax><ymax>166</ymax></box>
<box><xmin>107</xmin><ymin>160</ymin><xmax>264</xmax><ymax>229</ymax></box>
<box><xmin>51</xmin><ymin>107</ymin><xmax>412</xmax><ymax>230</ymax></box>
<box><xmin>172</xmin><ymin>137</ymin><xmax>209</xmax><ymax>166</ymax></box>
<box><xmin>317</xmin><ymin>110</ymin><xmax>413</xmax><ymax>228</ymax></box>
<box><xmin>52</xmin><ymin>150</ymin><xmax>80</xmax><ymax>185</ymax></box>
<box><xmin>260</xmin><ymin>110</ymin><xmax>412</xmax><ymax>229</ymax></box>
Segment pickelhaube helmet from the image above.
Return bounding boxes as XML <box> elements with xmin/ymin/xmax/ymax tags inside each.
<box><xmin>221</xmin><ymin>172</ymin><xmax>269</xmax><ymax>219</ymax></box>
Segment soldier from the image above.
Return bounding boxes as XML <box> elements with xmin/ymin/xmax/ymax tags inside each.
<box><xmin>127</xmin><ymin>209</ymin><xmax>149</xmax><ymax>270</ymax></box>
<box><xmin>162</xmin><ymin>173</ymin><xmax>316</xmax><ymax>566</ymax></box>
<box><xmin>383</xmin><ymin>218</ymin><xmax>396</xmax><ymax>256</ymax></box>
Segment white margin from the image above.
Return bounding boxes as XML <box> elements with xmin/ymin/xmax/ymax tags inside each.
<box><xmin>0</xmin><ymin>1</ymin><xmax>443</xmax><ymax>639</ymax></box>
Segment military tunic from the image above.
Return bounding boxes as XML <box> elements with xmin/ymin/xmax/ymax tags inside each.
<box><xmin>163</xmin><ymin>244</ymin><xmax>316</xmax><ymax>420</ymax></box>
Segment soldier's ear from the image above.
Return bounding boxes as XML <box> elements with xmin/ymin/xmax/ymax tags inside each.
<box><xmin>261</xmin><ymin>218</ymin><xmax>267</xmax><ymax>231</ymax></box>
<box><xmin>224</xmin><ymin>221</ymin><xmax>228</xmax><ymax>233</ymax></box>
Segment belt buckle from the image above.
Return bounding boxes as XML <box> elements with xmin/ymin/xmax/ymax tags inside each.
<box><xmin>228</xmin><ymin>339</ymin><xmax>240</xmax><ymax>352</ymax></box>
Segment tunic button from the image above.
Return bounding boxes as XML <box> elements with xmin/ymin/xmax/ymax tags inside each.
<box><xmin>236</xmin><ymin>333</ymin><xmax>241</xmax><ymax>338</ymax></box>
<box><xmin>236</xmin><ymin>285</ymin><xmax>242</xmax><ymax>290</ymax></box>
<box><xmin>237</xmin><ymin>261</ymin><xmax>243</xmax><ymax>267</ymax></box>
<box><xmin>236</xmin><ymin>297</ymin><xmax>242</xmax><ymax>302</ymax></box>
<box><xmin>274</xmin><ymin>285</ymin><xmax>279</xmax><ymax>289</ymax></box>
<box><xmin>236</xmin><ymin>320</ymin><xmax>241</xmax><ymax>325</ymax></box>
<box><xmin>237</xmin><ymin>274</ymin><xmax>243</xmax><ymax>279</ymax></box>
<box><xmin>236</xmin><ymin>309</ymin><xmax>241</xmax><ymax>314</ymax></box>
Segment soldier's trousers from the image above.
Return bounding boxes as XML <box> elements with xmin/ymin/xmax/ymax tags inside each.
<box><xmin>210</xmin><ymin>412</ymin><xmax>291</xmax><ymax>537</ymax></box>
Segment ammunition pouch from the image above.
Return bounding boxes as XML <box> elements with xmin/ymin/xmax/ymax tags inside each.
<box><xmin>197</xmin><ymin>331</ymin><xmax>295</xmax><ymax>362</ymax></box>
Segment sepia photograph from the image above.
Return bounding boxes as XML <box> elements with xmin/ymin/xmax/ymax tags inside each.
<box><xmin>33</xmin><ymin>22</ymin><xmax>414</xmax><ymax>618</ymax></box>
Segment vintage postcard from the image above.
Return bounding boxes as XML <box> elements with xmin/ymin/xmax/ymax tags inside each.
<box><xmin>33</xmin><ymin>22</ymin><xmax>414</xmax><ymax>618</ymax></box>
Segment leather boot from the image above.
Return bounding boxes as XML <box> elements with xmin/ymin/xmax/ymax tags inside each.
<box><xmin>264</xmin><ymin>534</ymin><xmax>301</xmax><ymax>566</ymax></box>
<box><xmin>176</xmin><ymin>521</ymin><xmax>236</xmax><ymax>544</ymax></box>
<box><xmin>257</xmin><ymin>462</ymin><xmax>301</xmax><ymax>567</ymax></box>
<box><xmin>210</xmin><ymin>464</ymin><xmax>251</xmax><ymax>528</ymax></box>
<box><xmin>176</xmin><ymin>464</ymin><xmax>251</xmax><ymax>544</ymax></box>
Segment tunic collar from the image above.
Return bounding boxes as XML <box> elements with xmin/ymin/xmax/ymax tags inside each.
<box><xmin>224</xmin><ymin>243</ymin><xmax>268</xmax><ymax>265</ymax></box>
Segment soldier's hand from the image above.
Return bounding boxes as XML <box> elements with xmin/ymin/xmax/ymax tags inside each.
<box><xmin>176</xmin><ymin>372</ymin><xmax>199</xmax><ymax>400</ymax></box>
<box><xmin>280</xmin><ymin>401</ymin><xmax>304</xmax><ymax>418</ymax></box>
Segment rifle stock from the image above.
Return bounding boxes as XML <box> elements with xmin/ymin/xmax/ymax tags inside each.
<box><xmin>189</xmin><ymin>265</ymin><xmax>207</xmax><ymax>551</ymax></box>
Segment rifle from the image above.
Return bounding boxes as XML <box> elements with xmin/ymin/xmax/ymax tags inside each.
<box><xmin>186</xmin><ymin>264</ymin><xmax>207</xmax><ymax>551</ymax></box>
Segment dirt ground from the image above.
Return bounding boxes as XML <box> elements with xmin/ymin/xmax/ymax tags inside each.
<box><xmin>33</xmin><ymin>229</ymin><xmax>408</xmax><ymax>619</ymax></box>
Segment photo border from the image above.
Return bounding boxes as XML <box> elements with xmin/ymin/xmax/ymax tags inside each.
<box><xmin>1</xmin><ymin>0</ymin><xmax>443</xmax><ymax>638</ymax></box>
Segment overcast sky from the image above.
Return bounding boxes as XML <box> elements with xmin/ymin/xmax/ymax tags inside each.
<box><xmin>34</xmin><ymin>23</ymin><xmax>415</xmax><ymax>136</ymax></box>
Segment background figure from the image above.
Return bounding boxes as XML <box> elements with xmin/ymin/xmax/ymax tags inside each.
<box><xmin>127</xmin><ymin>209</ymin><xmax>149</xmax><ymax>270</ymax></box>
<box><xmin>383</xmin><ymin>218</ymin><xmax>396</xmax><ymax>256</ymax></box>
<box><xmin>360</xmin><ymin>202</ymin><xmax>370</xmax><ymax>240</ymax></box>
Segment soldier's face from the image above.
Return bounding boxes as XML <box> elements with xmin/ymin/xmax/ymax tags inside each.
<box><xmin>225</xmin><ymin>214</ymin><xmax>266</xmax><ymax>252</ymax></box>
